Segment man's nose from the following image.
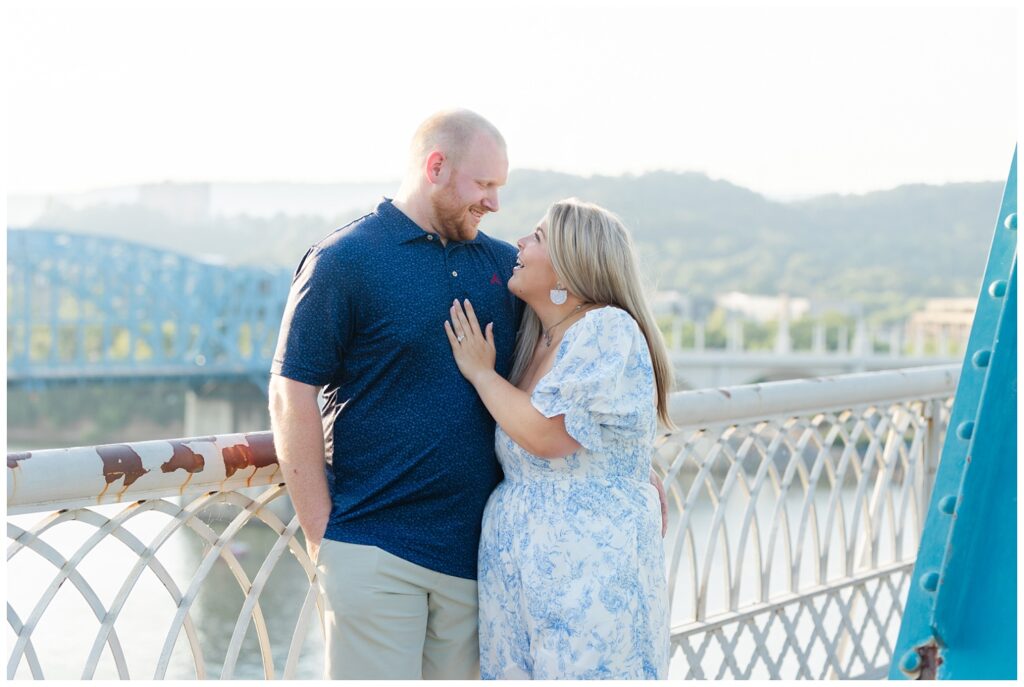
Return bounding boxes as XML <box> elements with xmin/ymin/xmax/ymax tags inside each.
<box><xmin>482</xmin><ymin>190</ymin><xmax>500</xmax><ymax>213</ymax></box>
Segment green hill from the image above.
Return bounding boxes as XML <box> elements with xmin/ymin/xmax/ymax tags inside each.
<box><xmin>483</xmin><ymin>171</ymin><xmax>1000</xmax><ymax>309</ymax></box>
<box><xmin>18</xmin><ymin>171</ymin><xmax>1003</xmax><ymax>316</ymax></box>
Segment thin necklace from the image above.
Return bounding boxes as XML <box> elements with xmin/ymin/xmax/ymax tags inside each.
<box><xmin>543</xmin><ymin>303</ymin><xmax>587</xmax><ymax>347</ymax></box>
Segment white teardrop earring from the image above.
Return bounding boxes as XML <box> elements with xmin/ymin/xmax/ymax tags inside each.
<box><xmin>550</xmin><ymin>284</ymin><xmax>568</xmax><ymax>305</ymax></box>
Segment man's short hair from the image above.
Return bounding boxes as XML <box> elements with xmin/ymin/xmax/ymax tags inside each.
<box><xmin>409</xmin><ymin>109</ymin><xmax>506</xmax><ymax>169</ymax></box>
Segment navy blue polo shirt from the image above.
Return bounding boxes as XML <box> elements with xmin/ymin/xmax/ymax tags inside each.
<box><xmin>271</xmin><ymin>199</ymin><xmax>522</xmax><ymax>580</ymax></box>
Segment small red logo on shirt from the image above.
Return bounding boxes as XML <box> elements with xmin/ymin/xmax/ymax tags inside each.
<box><xmin>490</xmin><ymin>273</ymin><xmax>502</xmax><ymax>285</ymax></box>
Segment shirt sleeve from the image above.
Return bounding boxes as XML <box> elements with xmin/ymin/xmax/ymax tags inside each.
<box><xmin>530</xmin><ymin>307</ymin><xmax>652</xmax><ymax>452</ymax></box>
<box><xmin>270</xmin><ymin>243</ymin><xmax>354</xmax><ymax>386</ymax></box>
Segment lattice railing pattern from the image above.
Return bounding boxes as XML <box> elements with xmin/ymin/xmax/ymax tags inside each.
<box><xmin>7</xmin><ymin>367</ymin><xmax>957</xmax><ymax>679</ymax></box>
<box><xmin>672</xmin><ymin>565</ymin><xmax>910</xmax><ymax>679</ymax></box>
<box><xmin>655</xmin><ymin>390</ymin><xmax>954</xmax><ymax>679</ymax></box>
<box><xmin>7</xmin><ymin>486</ymin><xmax>322</xmax><ymax>679</ymax></box>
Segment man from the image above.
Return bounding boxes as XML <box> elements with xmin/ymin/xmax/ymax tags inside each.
<box><xmin>269</xmin><ymin>109</ymin><xmax>519</xmax><ymax>679</ymax></box>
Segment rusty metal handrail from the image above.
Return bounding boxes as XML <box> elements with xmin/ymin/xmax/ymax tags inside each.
<box><xmin>7</xmin><ymin>365</ymin><xmax>959</xmax><ymax>516</ymax></box>
<box><xmin>7</xmin><ymin>432</ymin><xmax>279</xmax><ymax>516</ymax></box>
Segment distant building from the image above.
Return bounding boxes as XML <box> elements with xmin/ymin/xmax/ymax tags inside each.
<box><xmin>715</xmin><ymin>292</ymin><xmax>810</xmax><ymax>323</ymax></box>
<box><xmin>652</xmin><ymin>291</ymin><xmax>715</xmax><ymax>320</ymax></box>
<box><xmin>905</xmin><ymin>298</ymin><xmax>975</xmax><ymax>349</ymax></box>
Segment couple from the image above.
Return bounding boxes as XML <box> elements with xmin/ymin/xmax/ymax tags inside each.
<box><xmin>269</xmin><ymin>109</ymin><xmax>673</xmax><ymax>680</ymax></box>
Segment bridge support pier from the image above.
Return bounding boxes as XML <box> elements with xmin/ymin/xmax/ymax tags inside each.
<box><xmin>184</xmin><ymin>381</ymin><xmax>269</xmax><ymax>437</ymax></box>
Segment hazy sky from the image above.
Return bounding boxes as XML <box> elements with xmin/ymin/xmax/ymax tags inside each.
<box><xmin>6</xmin><ymin>0</ymin><xmax>1018</xmax><ymax>198</ymax></box>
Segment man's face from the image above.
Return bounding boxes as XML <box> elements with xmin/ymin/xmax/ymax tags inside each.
<box><xmin>431</xmin><ymin>133</ymin><xmax>508</xmax><ymax>242</ymax></box>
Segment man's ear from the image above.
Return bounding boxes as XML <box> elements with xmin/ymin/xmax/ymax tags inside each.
<box><xmin>425</xmin><ymin>150</ymin><xmax>446</xmax><ymax>184</ymax></box>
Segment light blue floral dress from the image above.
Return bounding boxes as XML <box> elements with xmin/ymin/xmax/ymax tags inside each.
<box><xmin>478</xmin><ymin>306</ymin><xmax>670</xmax><ymax>680</ymax></box>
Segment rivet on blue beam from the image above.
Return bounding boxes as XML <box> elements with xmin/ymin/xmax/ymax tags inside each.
<box><xmin>939</xmin><ymin>495</ymin><xmax>957</xmax><ymax>515</ymax></box>
<box><xmin>971</xmin><ymin>349</ymin><xmax>992</xmax><ymax>368</ymax></box>
<box><xmin>899</xmin><ymin>649</ymin><xmax>922</xmax><ymax>674</ymax></box>
<box><xmin>1005</xmin><ymin>212</ymin><xmax>1017</xmax><ymax>231</ymax></box>
<box><xmin>989</xmin><ymin>279</ymin><xmax>1008</xmax><ymax>298</ymax></box>
<box><xmin>920</xmin><ymin>571</ymin><xmax>941</xmax><ymax>592</ymax></box>
<box><xmin>956</xmin><ymin>421</ymin><xmax>974</xmax><ymax>440</ymax></box>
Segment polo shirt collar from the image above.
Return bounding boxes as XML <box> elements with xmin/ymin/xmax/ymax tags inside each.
<box><xmin>376</xmin><ymin>198</ymin><xmax>482</xmax><ymax>246</ymax></box>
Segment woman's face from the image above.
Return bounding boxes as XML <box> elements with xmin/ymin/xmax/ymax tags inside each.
<box><xmin>508</xmin><ymin>219</ymin><xmax>559</xmax><ymax>302</ymax></box>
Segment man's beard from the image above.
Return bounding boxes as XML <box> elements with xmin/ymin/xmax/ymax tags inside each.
<box><xmin>432</xmin><ymin>183</ymin><xmax>481</xmax><ymax>242</ymax></box>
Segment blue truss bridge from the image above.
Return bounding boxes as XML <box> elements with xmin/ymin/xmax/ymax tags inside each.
<box><xmin>7</xmin><ymin>230</ymin><xmax>292</xmax><ymax>388</ymax></box>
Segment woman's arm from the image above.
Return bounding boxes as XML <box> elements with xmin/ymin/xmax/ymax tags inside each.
<box><xmin>445</xmin><ymin>299</ymin><xmax>581</xmax><ymax>459</ymax></box>
<box><xmin>447</xmin><ymin>299</ymin><xmax>669</xmax><ymax>533</ymax></box>
<box><xmin>470</xmin><ymin>369</ymin><xmax>582</xmax><ymax>459</ymax></box>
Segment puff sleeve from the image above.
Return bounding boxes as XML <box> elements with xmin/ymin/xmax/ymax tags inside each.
<box><xmin>530</xmin><ymin>307</ymin><xmax>654</xmax><ymax>452</ymax></box>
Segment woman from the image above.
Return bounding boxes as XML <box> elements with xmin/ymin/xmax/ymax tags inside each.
<box><xmin>444</xmin><ymin>198</ymin><xmax>673</xmax><ymax>679</ymax></box>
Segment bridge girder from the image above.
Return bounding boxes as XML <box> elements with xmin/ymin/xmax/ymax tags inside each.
<box><xmin>7</xmin><ymin>230</ymin><xmax>291</xmax><ymax>385</ymax></box>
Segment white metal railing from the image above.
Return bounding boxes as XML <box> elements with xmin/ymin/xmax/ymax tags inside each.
<box><xmin>6</xmin><ymin>365</ymin><xmax>958</xmax><ymax>679</ymax></box>
<box><xmin>6</xmin><ymin>433</ymin><xmax>313</xmax><ymax>679</ymax></box>
<box><xmin>656</xmin><ymin>364</ymin><xmax>957</xmax><ymax>679</ymax></box>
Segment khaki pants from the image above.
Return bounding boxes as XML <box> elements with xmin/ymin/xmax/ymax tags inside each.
<box><xmin>315</xmin><ymin>540</ymin><xmax>480</xmax><ymax>680</ymax></box>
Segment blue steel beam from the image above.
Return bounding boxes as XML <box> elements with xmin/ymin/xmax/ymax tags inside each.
<box><xmin>6</xmin><ymin>230</ymin><xmax>292</xmax><ymax>385</ymax></box>
<box><xmin>890</xmin><ymin>149</ymin><xmax>1017</xmax><ymax>679</ymax></box>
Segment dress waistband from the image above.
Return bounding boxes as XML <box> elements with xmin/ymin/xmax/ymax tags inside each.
<box><xmin>500</xmin><ymin>472</ymin><xmax>649</xmax><ymax>489</ymax></box>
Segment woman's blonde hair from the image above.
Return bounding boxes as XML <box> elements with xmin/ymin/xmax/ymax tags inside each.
<box><xmin>510</xmin><ymin>198</ymin><xmax>675</xmax><ymax>428</ymax></box>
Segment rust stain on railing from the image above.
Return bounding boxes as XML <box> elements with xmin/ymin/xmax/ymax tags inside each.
<box><xmin>98</xmin><ymin>444</ymin><xmax>150</xmax><ymax>500</ymax></box>
<box><xmin>7</xmin><ymin>452</ymin><xmax>32</xmax><ymax>498</ymax></box>
<box><xmin>7</xmin><ymin>452</ymin><xmax>32</xmax><ymax>469</ymax></box>
<box><xmin>222</xmin><ymin>433</ymin><xmax>278</xmax><ymax>485</ymax></box>
<box><xmin>160</xmin><ymin>438</ymin><xmax>210</xmax><ymax>492</ymax></box>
